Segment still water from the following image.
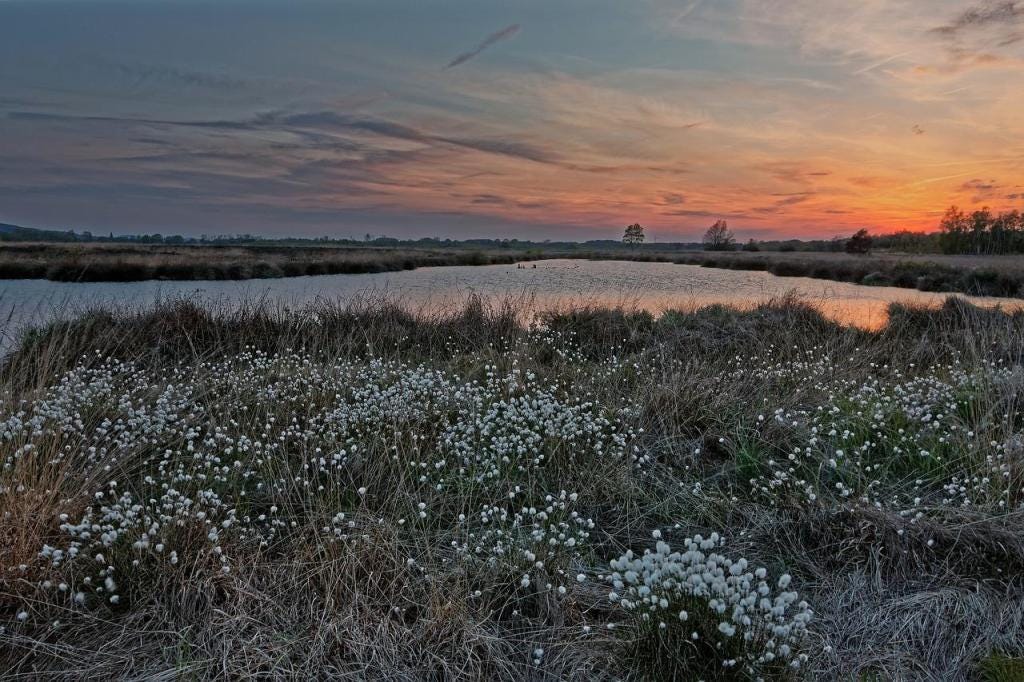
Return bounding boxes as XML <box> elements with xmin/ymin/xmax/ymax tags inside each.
<box><xmin>1</xmin><ymin>259</ymin><xmax>1021</xmax><ymax>343</ymax></box>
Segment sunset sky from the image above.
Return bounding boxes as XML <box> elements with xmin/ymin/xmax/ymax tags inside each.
<box><xmin>1</xmin><ymin>0</ymin><xmax>1023</xmax><ymax>241</ymax></box>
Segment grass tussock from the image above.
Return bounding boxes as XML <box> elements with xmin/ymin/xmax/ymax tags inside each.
<box><xmin>2</xmin><ymin>295</ymin><xmax>1024</xmax><ymax>679</ymax></box>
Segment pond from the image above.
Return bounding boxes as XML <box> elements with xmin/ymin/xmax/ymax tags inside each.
<box><xmin>1</xmin><ymin>259</ymin><xmax>1021</xmax><ymax>346</ymax></box>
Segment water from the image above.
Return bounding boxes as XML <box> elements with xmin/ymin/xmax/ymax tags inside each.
<box><xmin>1</xmin><ymin>259</ymin><xmax>1021</xmax><ymax>346</ymax></box>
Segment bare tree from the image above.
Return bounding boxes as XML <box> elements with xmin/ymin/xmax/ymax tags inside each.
<box><xmin>703</xmin><ymin>220</ymin><xmax>736</xmax><ymax>251</ymax></box>
<box><xmin>623</xmin><ymin>223</ymin><xmax>645</xmax><ymax>246</ymax></box>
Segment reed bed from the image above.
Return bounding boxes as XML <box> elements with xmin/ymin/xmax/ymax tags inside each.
<box><xmin>0</xmin><ymin>243</ymin><xmax>529</xmax><ymax>282</ymax></box>
<box><xmin>668</xmin><ymin>252</ymin><xmax>1024</xmax><ymax>298</ymax></box>
<box><xmin>3</xmin><ymin>242</ymin><xmax>1024</xmax><ymax>300</ymax></box>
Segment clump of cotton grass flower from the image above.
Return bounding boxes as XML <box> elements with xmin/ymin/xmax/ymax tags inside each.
<box><xmin>722</xmin><ymin>349</ymin><xmax>1024</xmax><ymax>515</ymax></box>
<box><xmin>456</xmin><ymin>490</ymin><xmax>594</xmax><ymax>607</ymax></box>
<box><xmin>607</xmin><ymin>532</ymin><xmax>811</xmax><ymax>679</ymax></box>
<box><xmin>437</xmin><ymin>364</ymin><xmax>640</xmax><ymax>491</ymax></box>
<box><xmin>3</xmin><ymin>350</ymin><xmax>637</xmax><ymax>624</ymax></box>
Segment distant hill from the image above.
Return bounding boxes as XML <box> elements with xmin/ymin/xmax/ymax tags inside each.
<box><xmin>0</xmin><ymin>222</ymin><xmax>79</xmax><ymax>241</ymax></box>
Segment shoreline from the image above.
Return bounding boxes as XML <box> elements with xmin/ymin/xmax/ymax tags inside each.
<box><xmin>1</xmin><ymin>242</ymin><xmax>1023</xmax><ymax>299</ymax></box>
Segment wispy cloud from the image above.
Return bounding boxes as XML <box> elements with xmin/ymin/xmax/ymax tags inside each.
<box><xmin>961</xmin><ymin>178</ymin><xmax>999</xmax><ymax>191</ymax></box>
<box><xmin>926</xmin><ymin>1</ymin><xmax>1024</xmax><ymax>71</ymax></box>
<box><xmin>852</xmin><ymin>50</ymin><xmax>914</xmax><ymax>75</ymax></box>
<box><xmin>445</xmin><ymin>24</ymin><xmax>520</xmax><ymax>69</ymax></box>
<box><xmin>108</xmin><ymin>62</ymin><xmax>249</xmax><ymax>91</ymax></box>
<box><xmin>7</xmin><ymin>109</ymin><xmax>562</xmax><ymax>166</ymax></box>
<box><xmin>960</xmin><ymin>177</ymin><xmax>1002</xmax><ymax>201</ymax></box>
<box><xmin>931</xmin><ymin>1</ymin><xmax>1024</xmax><ymax>40</ymax></box>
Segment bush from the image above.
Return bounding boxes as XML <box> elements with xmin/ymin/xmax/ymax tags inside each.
<box><xmin>860</xmin><ymin>272</ymin><xmax>893</xmax><ymax>287</ymax></box>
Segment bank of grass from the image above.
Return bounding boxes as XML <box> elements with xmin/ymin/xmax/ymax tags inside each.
<box><xmin>0</xmin><ymin>242</ymin><xmax>536</xmax><ymax>282</ymax></box>
<box><xmin>663</xmin><ymin>251</ymin><xmax>1024</xmax><ymax>298</ymax></box>
<box><xmin>2</xmin><ymin>295</ymin><xmax>1024</xmax><ymax>679</ymax></box>
<box><xmin>4</xmin><ymin>242</ymin><xmax>1024</xmax><ymax>301</ymax></box>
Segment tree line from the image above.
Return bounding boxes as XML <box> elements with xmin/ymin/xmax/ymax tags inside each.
<box><xmin>936</xmin><ymin>207</ymin><xmax>1024</xmax><ymax>255</ymax></box>
<box><xmin>673</xmin><ymin>205</ymin><xmax>1024</xmax><ymax>256</ymax></box>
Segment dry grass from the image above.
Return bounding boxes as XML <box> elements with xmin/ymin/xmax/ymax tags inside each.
<box><xmin>2</xmin><ymin>295</ymin><xmax>1024</xmax><ymax>679</ymax></box>
<box><xmin>4</xmin><ymin>241</ymin><xmax>1024</xmax><ymax>300</ymax></box>
<box><xmin>666</xmin><ymin>251</ymin><xmax>1024</xmax><ymax>298</ymax></box>
<box><xmin>0</xmin><ymin>242</ymin><xmax>534</xmax><ymax>282</ymax></box>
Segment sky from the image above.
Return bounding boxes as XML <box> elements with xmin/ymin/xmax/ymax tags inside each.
<box><xmin>1</xmin><ymin>0</ymin><xmax>1023</xmax><ymax>241</ymax></box>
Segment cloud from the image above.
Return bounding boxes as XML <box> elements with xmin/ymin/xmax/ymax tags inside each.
<box><xmin>654</xmin><ymin>0</ymin><xmax>1024</xmax><ymax>81</ymax></box>
<box><xmin>960</xmin><ymin>177</ymin><xmax>1002</xmax><ymax>202</ymax></box>
<box><xmin>7</xmin><ymin>109</ymin><xmax>562</xmax><ymax>166</ymax></box>
<box><xmin>757</xmin><ymin>162</ymin><xmax>833</xmax><ymax>184</ymax></box>
<box><xmin>469</xmin><ymin>194</ymin><xmax>508</xmax><ymax>205</ymax></box>
<box><xmin>445</xmin><ymin>24</ymin><xmax>520</xmax><ymax>69</ymax></box>
<box><xmin>662</xmin><ymin>208</ymin><xmax>758</xmax><ymax>221</ymax></box>
<box><xmin>961</xmin><ymin>178</ymin><xmax>999</xmax><ymax>191</ymax></box>
<box><xmin>109</xmin><ymin>62</ymin><xmax>248</xmax><ymax>91</ymax></box>
<box><xmin>928</xmin><ymin>1</ymin><xmax>1024</xmax><ymax>70</ymax></box>
<box><xmin>274</xmin><ymin>111</ymin><xmax>560</xmax><ymax>164</ymax></box>
<box><xmin>748</xmin><ymin>192</ymin><xmax>814</xmax><ymax>215</ymax></box>
<box><xmin>912</xmin><ymin>124</ymin><xmax>926</xmax><ymax>135</ymax></box>
<box><xmin>931</xmin><ymin>1</ymin><xmax>1024</xmax><ymax>39</ymax></box>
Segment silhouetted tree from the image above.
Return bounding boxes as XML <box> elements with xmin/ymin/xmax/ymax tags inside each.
<box><xmin>703</xmin><ymin>220</ymin><xmax>736</xmax><ymax>251</ymax></box>
<box><xmin>741</xmin><ymin>238</ymin><xmax>760</xmax><ymax>252</ymax></box>
<box><xmin>623</xmin><ymin>223</ymin><xmax>645</xmax><ymax>245</ymax></box>
<box><xmin>845</xmin><ymin>229</ymin><xmax>872</xmax><ymax>254</ymax></box>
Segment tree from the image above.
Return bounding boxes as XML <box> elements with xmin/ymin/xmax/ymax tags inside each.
<box><xmin>938</xmin><ymin>206</ymin><xmax>969</xmax><ymax>254</ymax></box>
<box><xmin>702</xmin><ymin>220</ymin><xmax>736</xmax><ymax>251</ymax></box>
<box><xmin>741</xmin><ymin>238</ymin><xmax>760</xmax><ymax>252</ymax></box>
<box><xmin>936</xmin><ymin>206</ymin><xmax>1024</xmax><ymax>255</ymax></box>
<box><xmin>845</xmin><ymin>229</ymin><xmax>872</xmax><ymax>254</ymax></box>
<box><xmin>623</xmin><ymin>223</ymin><xmax>645</xmax><ymax>246</ymax></box>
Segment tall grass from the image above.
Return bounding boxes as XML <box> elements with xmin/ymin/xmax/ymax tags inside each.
<box><xmin>3</xmin><ymin>242</ymin><xmax>1024</xmax><ymax>300</ymax></box>
<box><xmin>0</xmin><ymin>243</ymin><xmax>532</xmax><ymax>282</ymax></box>
<box><xmin>666</xmin><ymin>252</ymin><xmax>1024</xmax><ymax>298</ymax></box>
<box><xmin>2</xmin><ymin>295</ymin><xmax>1024</xmax><ymax>679</ymax></box>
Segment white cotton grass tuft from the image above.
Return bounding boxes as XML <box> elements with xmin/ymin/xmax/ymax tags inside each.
<box><xmin>607</xmin><ymin>532</ymin><xmax>811</xmax><ymax>676</ymax></box>
<box><xmin>455</xmin><ymin>489</ymin><xmax>594</xmax><ymax>598</ymax></box>
<box><xmin>723</xmin><ymin>349</ymin><xmax>1021</xmax><ymax>514</ymax></box>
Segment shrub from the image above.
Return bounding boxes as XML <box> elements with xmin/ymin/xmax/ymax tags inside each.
<box><xmin>860</xmin><ymin>272</ymin><xmax>892</xmax><ymax>287</ymax></box>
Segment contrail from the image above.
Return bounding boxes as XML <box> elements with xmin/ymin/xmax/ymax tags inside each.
<box><xmin>445</xmin><ymin>24</ymin><xmax>520</xmax><ymax>69</ymax></box>
<box><xmin>852</xmin><ymin>50</ymin><xmax>913</xmax><ymax>75</ymax></box>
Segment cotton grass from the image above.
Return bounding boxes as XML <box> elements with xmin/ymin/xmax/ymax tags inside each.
<box><xmin>3</xmin><ymin>295</ymin><xmax>1024</xmax><ymax>679</ymax></box>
